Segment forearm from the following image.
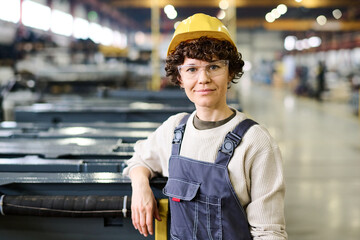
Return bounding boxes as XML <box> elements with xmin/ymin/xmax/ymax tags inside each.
<box><xmin>129</xmin><ymin>165</ymin><xmax>151</xmax><ymax>186</ymax></box>
<box><xmin>129</xmin><ymin>165</ymin><xmax>160</xmax><ymax>237</ymax></box>
<box><xmin>247</xmin><ymin>147</ymin><xmax>287</xmax><ymax>239</ymax></box>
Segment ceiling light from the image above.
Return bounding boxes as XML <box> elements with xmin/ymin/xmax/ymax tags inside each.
<box><xmin>164</xmin><ymin>4</ymin><xmax>177</xmax><ymax>20</ymax></box>
<box><xmin>219</xmin><ymin>0</ymin><xmax>229</xmax><ymax>10</ymax></box>
<box><xmin>0</xmin><ymin>0</ymin><xmax>20</xmax><ymax>23</ymax></box>
<box><xmin>265</xmin><ymin>12</ymin><xmax>275</xmax><ymax>23</ymax></box>
<box><xmin>101</xmin><ymin>27</ymin><xmax>113</xmax><ymax>46</ymax></box>
<box><xmin>74</xmin><ymin>18</ymin><xmax>89</xmax><ymax>40</ymax></box>
<box><xmin>164</xmin><ymin>5</ymin><xmax>175</xmax><ymax>15</ymax></box>
<box><xmin>316</xmin><ymin>15</ymin><xmax>327</xmax><ymax>25</ymax></box>
<box><xmin>295</xmin><ymin>0</ymin><xmax>302</xmax><ymax>2</ymax></box>
<box><xmin>271</xmin><ymin>9</ymin><xmax>281</xmax><ymax>19</ymax></box>
<box><xmin>167</xmin><ymin>10</ymin><xmax>177</xmax><ymax>19</ymax></box>
<box><xmin>51</xmin><ymin>10</ymin><xmax>73</xmax><ymax>37</ymax></box>
<box><xmin>284</xmin><ymin>36</ymin><xmax>297</xmax><ymax>51</ymax></box>
<box><xmin>277</xmin><ymin>4</ymin><xmax>287</xmax><ymax>15</ymax></box>
<box><xmin>308</xmin><ymin>36</ymin><xmax>321</xmax><ymax>47</ymax></box>
<box><xmin>295</xmin><ymin>41</ymin><xmax>304</xmax><ymax>51</ymax></box>
<box><xmin>332</xmin><ymin>9</ymin><xmax>342</xmax><ymax>19</ymax></box>
<box><xmin>22</xmin><ymin>1</ymin><xmax>51</xmax><ymax>31</ymax></box>
<box><xmin>300</xmin><ymin>39</ymin><xmax>310</xmax><ymax>49</ymax></box>
<box><xmin>174</xmin><ymin>21</ymin><xmax>181</xmax><ymax>30</ymax></box>
<box><xmin>89</xmin><ymin>22</ymin><xmax>102</xmax><ymax>44</ymax></box>
<box><xmin>217</xmin><ymin>10</ymin><xmax>226</xmax><ymax>20</ymax></box>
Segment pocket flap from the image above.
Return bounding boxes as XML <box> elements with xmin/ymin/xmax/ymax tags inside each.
<box><xmin>163</xmin><ymin>178</ymin><xmax>200</xmax><ymax>201</ymax></box>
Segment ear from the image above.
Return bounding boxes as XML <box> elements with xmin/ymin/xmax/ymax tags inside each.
<box><xmin>178</xmin><ymin>76</ymin><xmax>184</xmax><ymax>88</ymax></box>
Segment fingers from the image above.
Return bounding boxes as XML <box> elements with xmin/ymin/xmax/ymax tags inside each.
<box><xmin>132</xmin><ymin>205</ymin><xmax>154</xmax><ymax>237</ymax></box>
<box><xmin>131</xmin><ymin>205</ymin><xmax>139</xmax><ymax>231</ymax></box>
<box><xmin>146</xmin><ymin>208</ymin><xmax>154</xmax><ymax>235</ymax></box>
<box><xmin>139</xmin><ymin>208</ymin><xmax>150</xmax><ymax>237</ymax></box>
<box><xmin>130</xmin><ymin>182</ymin><xmax>159</xmax><ymax>237</ymax></box>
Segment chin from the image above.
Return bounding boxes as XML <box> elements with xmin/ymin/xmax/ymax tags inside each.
<box><xmin>195</xmin><ymin>101</ymin><xmax>216</xmax><ymax>108</ymax></box>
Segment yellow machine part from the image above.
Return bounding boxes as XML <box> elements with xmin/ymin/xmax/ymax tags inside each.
<box><xmin>155</xmin><ymin>199</ymin><xmax>169</xmax><ymax>240</ymax></box>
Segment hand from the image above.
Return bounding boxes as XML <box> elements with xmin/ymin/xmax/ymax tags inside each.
<box><xmin>129</xmin><ymin>167</ymin><xmax>161</xmax><ymax>237</ymax></box>
<box><xmin>131</xmin><ymin>182</ymin><xmax>161</xmax><ymax>237</ymax></box>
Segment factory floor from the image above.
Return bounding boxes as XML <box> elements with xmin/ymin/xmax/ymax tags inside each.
<box><xmin>236</xmin><ymin>79</ymin><xmax>360</xmax><ymax>240</ymax></box>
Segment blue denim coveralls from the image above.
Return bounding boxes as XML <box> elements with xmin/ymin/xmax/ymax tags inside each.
<box><xmin>163</xmin><ymin>115</ymin><xmax>257</xmax><ymax>240</ymax></box>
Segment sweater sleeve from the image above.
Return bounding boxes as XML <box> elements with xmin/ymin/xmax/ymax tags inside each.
<box><xmin>245</xmin><ymin>126</ymin><xmax>287</xmax><ymax>240</ymax></box>
<box><xmin>122</xmin><ymin>113</ymin><xmax>188</xmax><ymax>178</ymax></box>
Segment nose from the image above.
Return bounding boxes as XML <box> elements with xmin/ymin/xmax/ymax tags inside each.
<box><xmin>197</xmin><ymin>68</ymin><xmax>211</xmax><ymax>84</ymax></box>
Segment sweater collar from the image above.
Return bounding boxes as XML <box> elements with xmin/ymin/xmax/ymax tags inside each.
<box><xmin>193</xmin><ymin>109</ymin><xmax>236</xmax><ymax>130</ymax></box>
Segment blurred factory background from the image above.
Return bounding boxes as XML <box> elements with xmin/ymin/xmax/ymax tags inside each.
<box><xmin>0</xmin><ymin>0</ymin><xmax>359</xmax><ymax>240</ymax></box>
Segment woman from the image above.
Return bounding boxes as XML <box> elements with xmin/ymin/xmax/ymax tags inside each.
<box><xmin>124</xmin><ymin>13</ymin><xmax>287</xmax><ymax>239</ymax></box>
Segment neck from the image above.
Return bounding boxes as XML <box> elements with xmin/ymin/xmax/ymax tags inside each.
<box><xmin>195</xmin><ymin>105</ymin><xmax>233</xmax><ymax>122</ymax></box>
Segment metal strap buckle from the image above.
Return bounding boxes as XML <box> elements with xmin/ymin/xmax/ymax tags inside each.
<box><xmin>172</xmin><ymin>128</ymin><xmax>184</xmax><ymax>144</ymax></box>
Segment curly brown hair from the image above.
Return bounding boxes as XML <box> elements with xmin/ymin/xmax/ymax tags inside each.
<box><xmin>165</xmin><ymin>36</ymin><xmax>244</xmax><ymax>86</ymax></box>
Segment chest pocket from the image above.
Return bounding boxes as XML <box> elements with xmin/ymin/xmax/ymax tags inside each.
<box><xmin>163</xmin><ymin>178</ymin><xmax>223</xmax><ymax>240</ymax></box>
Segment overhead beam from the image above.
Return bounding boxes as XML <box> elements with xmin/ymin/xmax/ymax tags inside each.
<box><xmin>236</xmin><ymin>18</ymin><xmax>360</xmax><ymax>31</ymax></box>
<box><xmin>109</xmin><ymin>0</ymin><xmax>360</xmax><ymax>8</ymax></box>
<box><xmin>235</xmin><ymin>0</ymin><xmax>360</xmax><ymax>8</ymax></box>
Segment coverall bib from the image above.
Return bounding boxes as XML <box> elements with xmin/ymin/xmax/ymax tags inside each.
<box><xmin>163</xmin><ymin>115</ymin><xmax>257</xmax><ymax>240</ymax></box>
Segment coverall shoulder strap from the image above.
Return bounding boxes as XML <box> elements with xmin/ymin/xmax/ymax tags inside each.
<box><xmin>171</xmin><ymin>114</ymin><xmax>190</xmax><ymax>155</ymax></box>
<box><xmin>215</xmin><ymin>119</ymin><xmax>258</xmax><ymax>166</ymax></box>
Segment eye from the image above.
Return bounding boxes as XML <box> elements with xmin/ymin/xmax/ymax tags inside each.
<box><xmin>185</xmin><ymin>66</ymin><xmax>198</xmax><ymax>73</ymax></box>
<box><xmin>208</xmin><ymin>64</ymin><xmax>221</xmax><ymax>71</ymax></box>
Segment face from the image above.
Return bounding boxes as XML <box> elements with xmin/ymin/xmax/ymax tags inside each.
<box><xmin>178</xmin><ymin>57</ymin><xmax>231</xmax><ymax>110</ymax></box>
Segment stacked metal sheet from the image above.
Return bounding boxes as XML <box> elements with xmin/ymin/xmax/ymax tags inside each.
<box><xmin>0</xmin><ymin>88</ymin><xmax>241</xmax><ymax>239</ymax></box>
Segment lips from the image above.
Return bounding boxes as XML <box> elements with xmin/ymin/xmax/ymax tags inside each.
<box><xmin>195</xmin><ymin>89</ymin><xmax>215</xmax><ymax>93</ymax></box>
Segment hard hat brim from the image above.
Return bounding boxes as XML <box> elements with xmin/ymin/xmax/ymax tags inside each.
<box><xmin>167</xmin><ymin>31</ymin><xmax>237</xmax><ymax>56</ymax></box>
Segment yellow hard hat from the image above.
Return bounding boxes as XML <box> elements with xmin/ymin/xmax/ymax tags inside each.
<box><xmin>167</xmin><ymin>13</ymin><xmax>236</xmax><ymax>56</ymax></box>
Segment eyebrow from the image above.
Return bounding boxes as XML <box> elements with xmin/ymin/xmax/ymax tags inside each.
<box><xmin>184</xmin><ymin>63</ymin><xmax>197</xmax><ymax>65</ymax></box>
<box><xmin>182</xmin><ymin>60</ymin><xmax>222</xmax><ymax>65</ymax></box>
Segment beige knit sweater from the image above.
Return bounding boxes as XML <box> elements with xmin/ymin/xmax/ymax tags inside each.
<box><xmin>123</xmin><ymin>110</ymin><xmax>287</xmax><ymax>239</ymax></box>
